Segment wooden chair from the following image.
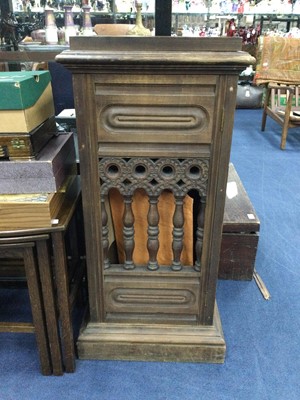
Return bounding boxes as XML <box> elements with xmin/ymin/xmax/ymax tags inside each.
<box><xmin>255</xmin><ymin>36</ymin><xmax>300</xmax><ymax>149</ymax></box>
<box><xmin>261</xmin><ymin>82</ymin><xmax>300</xmax><ymax>149</ymax></box>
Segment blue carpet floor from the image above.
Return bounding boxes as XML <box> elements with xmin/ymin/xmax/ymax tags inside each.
<box><xmin>1</xmin><ymin>109</ymin><xmax>300</xmax><ymax>400</ymax></box>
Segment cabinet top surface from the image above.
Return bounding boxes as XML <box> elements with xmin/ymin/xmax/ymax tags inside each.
<box><xmin>56</xmin><ymin>36</ymin><xmax>255</xmax><ymax>68</ymax></box>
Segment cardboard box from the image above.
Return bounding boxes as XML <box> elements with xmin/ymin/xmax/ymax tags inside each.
<box><xmin>0</xmin><ymin>71</ymin><xmax>55</xmax><ymax>133</ymax></box>
<box><xmin>0</xmin><ymin>116</ymin><xmax>56</xmax><ymax>160</ymax></box>
<box><xmin>0</xmin><ymin>133</ymin><xmax>76</xmax><ymax>194</ymax></box>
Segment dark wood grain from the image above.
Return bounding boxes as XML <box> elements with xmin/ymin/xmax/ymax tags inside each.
<box><xmin>219</xmin><ymin>163</ymin><xmax>260</xmax><ymax>280</ymax></box>
<box><xmin>57</xmin><ymin>36</ymin><xmax>254</xmax><ymax>363</ymax></box>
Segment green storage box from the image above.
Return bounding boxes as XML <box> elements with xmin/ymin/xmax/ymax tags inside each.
<box><xmin>0</xmin><ymin>71</ymin><xmax>55</xmax><ymax>133</ymax></box>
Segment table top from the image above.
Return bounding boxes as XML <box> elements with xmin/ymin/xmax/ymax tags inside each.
<box><xmin>0</xmin><ymin>45</ymin><xmax>68</xmax><ymax>63</ymax></box>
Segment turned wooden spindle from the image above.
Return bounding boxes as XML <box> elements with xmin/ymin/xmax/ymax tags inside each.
<box><xmin>123</xmin><ymin>194</ymin><xmax>135</xmax><ymax>269</ymax></box>
<box><xmin>147</xmin><ymin>195</ymin><xmax>160</xmax><ymax>271</ymax></box>
<box><xmin>171</xmin><ymin>195</ymin><xmax>185</xmax><ymax>271</ymax></box>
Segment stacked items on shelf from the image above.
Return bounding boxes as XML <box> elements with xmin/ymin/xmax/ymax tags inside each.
<box><xmin>174</xmin><ymin>0</ymin><xmax>294</xmax><ymax>14</ymax></box>
<box><xmin>251</xmin><ymin>0</ymin><xmax>293</xmax><ymax>14</ymax></box>
<box><xmin>210</xmin><ymin>0</ymin><xmax>252</xmax><ymax>14</ymax></box>
<box><xmin>263</xmin><ymin>26</ymin><xmax>300</xmax><ymax>37</ymax></box>
<box><xmin>225</xmin><ymin>18</ymin><xmax>260</xmax><ymax>44</ymax></box>
<box><xmin>172</xmin><ymin>0</ymin><xmax>207</xmax><ymax>13</ymax></box>
<box><xmin>0</xmin><ymin>71</ymin><xmax>77</xmax><ymax>230</ymax></box>
<box><xmin>114</xmin><ymin>0</ymin><xmax>155</xmax><ymax>13</ymax></box>
<box><xmin>172</xmin><ymin>0</ymin><xmax>299</xmax><ymax>38</ymax></box>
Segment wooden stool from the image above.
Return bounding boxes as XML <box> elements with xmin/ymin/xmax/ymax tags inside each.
<box><xmin>0</xmin><ymin>177</ymin><xmax>84</xmax><ymax>375</ymax></box>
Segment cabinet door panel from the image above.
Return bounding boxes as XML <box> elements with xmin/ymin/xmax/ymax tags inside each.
<box><xmin>94</xmin><ymin>75</ymin><xmax>217</xmax><ymax>144</ymax></box>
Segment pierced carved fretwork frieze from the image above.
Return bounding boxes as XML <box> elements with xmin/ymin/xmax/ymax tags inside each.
<box><xmin>99</xmin><ymin>157</ymin><xmax>209</xmax><ymax>272</ymax></box>
<box><xmin>99</xmin><ymin>157</ymin><xmax>209</xmax><ymax>197</ymax></box>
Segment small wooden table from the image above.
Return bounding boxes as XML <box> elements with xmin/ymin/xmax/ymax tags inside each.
<box><xmin>0</xmin><ymin>177</ymin><xmax>84</xmax><ymax>375</ymax></box>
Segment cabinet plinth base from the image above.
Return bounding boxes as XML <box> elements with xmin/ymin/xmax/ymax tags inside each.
<box><xmin>77</xmin><ymin>305</ymin><xmax>226</xmax><ymax>364</ymax></box>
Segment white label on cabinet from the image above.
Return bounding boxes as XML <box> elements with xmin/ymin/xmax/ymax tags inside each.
<box><xmin>226</xmin><ymin>181</ymin><xmax>238</xmax><ymax>199</ymax></box>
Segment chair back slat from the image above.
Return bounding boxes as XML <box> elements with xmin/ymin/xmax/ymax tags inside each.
<box><xmin>295</xmin><ymin>86</ymin><xmax>299</xmax><ymax>108</ymax></box>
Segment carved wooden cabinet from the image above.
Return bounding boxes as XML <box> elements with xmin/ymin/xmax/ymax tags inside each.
<box><xmin>57</xmin><ymin>36</ymin><xmax>253</xmax><ymax>363</ymax></box>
